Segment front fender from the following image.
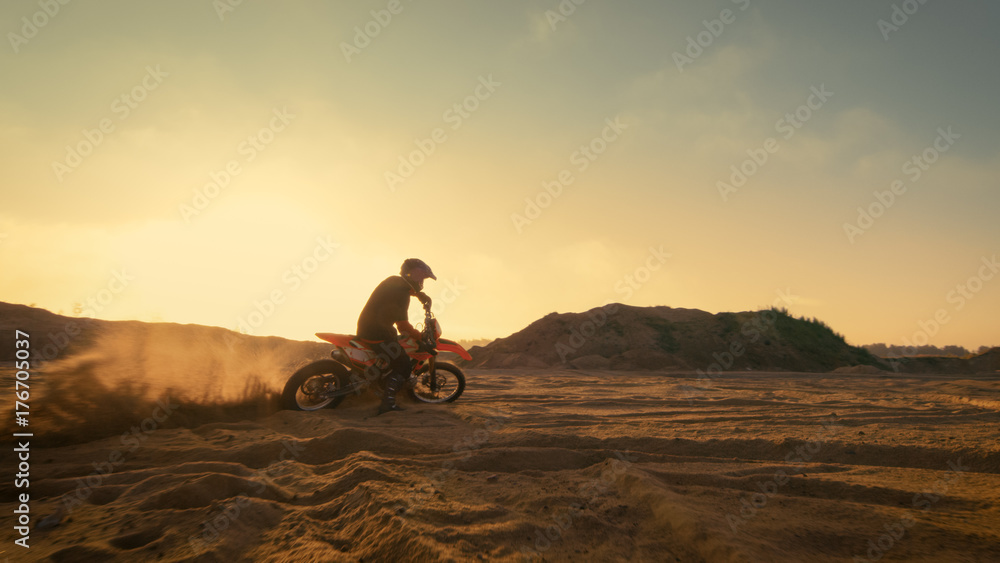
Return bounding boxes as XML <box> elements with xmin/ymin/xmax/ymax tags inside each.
<box><xmin>437</xmin><ymin>338</ymin><xmax>472</xmax><ymax>360</ymax></box>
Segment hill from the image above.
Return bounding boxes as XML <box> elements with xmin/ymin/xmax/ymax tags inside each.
<box><xmin>0</xmin><ymin>301</ymin><xmax>328</xmax><ymax>364</ymax></box>
<box><xmin>0</xmin><ymin>302</ymin><xmax>101</xmax><ymax>362</ymax></box>
<box><xmin>881</xmin><ymin>347</ymin><xmax>1000</xmax><ymax>374</ymax></box>
<box><xmin>468</xmin><ymin>303</ymin><xmax>887</xmax><ymax>372</ymax></box>
<box><xmin>0</xmin><ymin>302</ymin><xmax>332</xmax><ymax>444</ymax></box>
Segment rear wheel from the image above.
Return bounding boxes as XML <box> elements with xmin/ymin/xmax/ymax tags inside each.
<box><xmin>408</xmin><ymin>361</ymin><xmax>465</xmax><ymax>403</ymax></box>
<box><xmin>281</xmin><ymin>360</ymin><xmax>349</xmax><ymax>411</ymax></box>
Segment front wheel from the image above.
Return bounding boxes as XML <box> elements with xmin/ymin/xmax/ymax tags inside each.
<box><xmin>409</xmin><ymin>361</ymin><xmax>465</xmax><ymax>403</ymax></box>
<box><xmin>282</xmin><ymin>360</ymin><xmax>349</xmax><ymax>411</ymax></box>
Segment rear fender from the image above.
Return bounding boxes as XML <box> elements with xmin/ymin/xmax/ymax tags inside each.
<box><xmin>317</xmin><ymin>332</ymin><xmax>354</xmax><ymax>346</ymax></box>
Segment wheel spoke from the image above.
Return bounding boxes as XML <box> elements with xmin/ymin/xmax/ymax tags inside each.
<box><xmin>282</xmin><ymin>360</ymin><xmax>349</xmax><ymax>411</ymax></box>
<box><xmin>410</xmin><ymin>362</ymin><xmax>464</xmax><ymax>403</ymax></box>
<box><xmin>296</xmin><ymin>374</ymin><xmax>340</xmax><ymax>410</ymax></box>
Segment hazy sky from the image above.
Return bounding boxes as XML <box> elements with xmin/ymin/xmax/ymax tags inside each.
<box><xmin>2</xmin><ymin>0</ymin><xmax>998</xmax><ymax>349</ymax></box>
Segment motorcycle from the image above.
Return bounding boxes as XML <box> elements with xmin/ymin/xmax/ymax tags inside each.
<box><xmin>281</xmin><ymin>301</ymin><xmax>472</xmax><ymax>411</ymax></box>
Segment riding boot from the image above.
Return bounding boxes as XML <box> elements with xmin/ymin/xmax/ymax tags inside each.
<box><xmin>377</xmin><ymin>371</ymin><xmax>406</xmax><ymax>415</ymax></box>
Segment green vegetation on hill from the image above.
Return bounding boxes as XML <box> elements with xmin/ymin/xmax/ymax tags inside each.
<box><xmin>642</xmin><ymin>317</ymin><xmax>680</xmax><ymax>352</ymax></box>
<box><xmin>768</xmin><ymin>307</ymin><xmax>884</xmax><ymax>369</ymax></box>
<box><xmin>715</xmin><ymin>313</ymin><xmax>741</xmax><ymax>338</ymax></box>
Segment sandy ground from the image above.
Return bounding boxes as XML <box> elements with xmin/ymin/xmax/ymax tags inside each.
<box><xmin>2</xmin><ymin>369</ymin><xmax>999</xmax><ymax>562</ymax></box>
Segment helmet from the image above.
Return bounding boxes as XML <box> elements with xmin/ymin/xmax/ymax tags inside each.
<box><xmin>400</xmin><ymin>258</ymin><xmax>437</xmax><ymax>283</ymax></box>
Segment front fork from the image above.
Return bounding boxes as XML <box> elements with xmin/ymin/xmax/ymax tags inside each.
<box><xmin>412</xmin><ymin>357</ymin><xmax>440</xmax><ymax>392</ymax></box>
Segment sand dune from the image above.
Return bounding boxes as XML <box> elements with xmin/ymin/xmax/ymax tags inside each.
<box><xmin>2</xmin><ymin>366</ymin><xmax>999</xmax><ymax>562</ymax></box>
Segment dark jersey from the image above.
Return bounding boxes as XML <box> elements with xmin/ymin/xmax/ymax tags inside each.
<box><xmin>357</xmin><ymin>275</ymin><xmax>412</xmax><ymax>341</ymax></box>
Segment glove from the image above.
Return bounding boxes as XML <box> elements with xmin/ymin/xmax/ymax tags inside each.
<box><xmin>416</xmin><ymin>292</ymin><xmax>432</xmax><ymax>307</ymax></box>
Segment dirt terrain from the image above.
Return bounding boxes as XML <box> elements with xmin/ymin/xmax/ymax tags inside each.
<box><xmin>2</xmin><ymin>367</ymin><xmax>999</xmax><ymax>562</ymax></box>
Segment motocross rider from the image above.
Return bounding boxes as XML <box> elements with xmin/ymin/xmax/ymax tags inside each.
<box><xmin>356</xmin><ymin>258</ymin><xmax>436</xmax><ymax>415</ymax></box>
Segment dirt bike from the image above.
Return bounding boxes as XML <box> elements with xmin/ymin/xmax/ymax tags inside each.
<box><xmin>281</xmin><ymin>301</ymin><xmax>471</xmax><ymax>411</ymax></box>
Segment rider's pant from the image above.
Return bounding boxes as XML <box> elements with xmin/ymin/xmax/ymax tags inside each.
<box><xmin>374</xmin><ymin>340</ymin><xmax>410</xmax><ymax>401</ymax></box>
